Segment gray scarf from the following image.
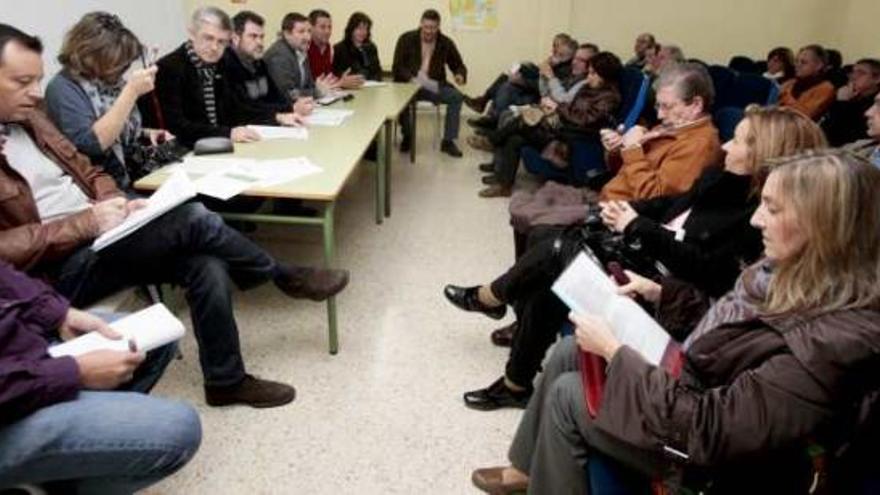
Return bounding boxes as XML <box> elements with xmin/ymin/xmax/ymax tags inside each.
<box><xmin>683</xmin><ymin>259</ymin><xmax>773</xmax><ymax>350</ymax></box>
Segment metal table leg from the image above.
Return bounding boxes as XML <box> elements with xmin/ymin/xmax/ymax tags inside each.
<box><xmin>375</xmin><ymin>124</ymin><xmax>386</xmax><ymax>225</ymax></box>
<box><xmin>384</xmin><ymin>119</ymin><xmax>393</xmax><ymax>217</ymax></box>
<box><xmin>322</xmin><ymin>202</ymin><xmax>339</xmax><ymax>354</ymax></box>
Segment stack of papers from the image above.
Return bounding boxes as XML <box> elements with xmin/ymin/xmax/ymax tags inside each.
<box><xmin>247</xmin><ymin>125</ymin><xmax>308</xmax><ymax>140</ymax></box>
<box><xmin>305</xmin><ymin>108</ymin><xmax>355</xmax><ymax>127</ymax></box>
<box><xmin>92</xmin><ymin>170</ymin><xmax>196</xmax><ymax>251</ymax></box>
<box><xmin>176</xmin><ymin>155</ymin><xmax>323</xmax><ymax>200</ymax></box>
<box><xmin>551</xmin><ymin>252</ymin><xmax>671</xmax><ymax>365</ymax></box>
<box><xmin>316</xmin><ymin>92</ymin><xmax>351</xmax><ymax>105</ymax></box>
<box><xmin>49</xmin><ymin>304</ymin><xmax>185</xmax><ymax>357</ymax></box>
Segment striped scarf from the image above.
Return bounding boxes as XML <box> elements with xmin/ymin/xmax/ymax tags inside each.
<box><xmin>185</xmin><ymin>41</ymin><xmax>218</xmax><ymax>126</ymax></box>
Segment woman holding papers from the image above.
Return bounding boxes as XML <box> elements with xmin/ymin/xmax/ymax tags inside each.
<box><xmin>446</xmin><ymin>106</ymin><xmax>826</xmax><ymax>412</ymax></box>
<box><xmin>45</xmin><ymin>12</ymin><xmax>173</xmax><ymax>190</ymax></box>
<box><xmin>471</xmin><ymin>150</ymin><xmax>880</xmax><ymax>494</ymax></box>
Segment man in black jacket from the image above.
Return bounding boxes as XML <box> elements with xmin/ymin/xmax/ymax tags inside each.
<box><xmin>225</xmin><ymin>10</ymin><xmax>314</xmax><ymax>120</ymax></box>
<box><xmin>392</xmin><ymin>9</ymin><xmax>467</xmax><ymax>157</ymax></box>
<box><xmin>146</xmin><ymin>7</ymin><xmax>302</xmax><ymax>148</ymax></box>
<box><xmin>821</xmin><ymin>58</ymin><xmax>880</xmax><ymax>146</ymax></box>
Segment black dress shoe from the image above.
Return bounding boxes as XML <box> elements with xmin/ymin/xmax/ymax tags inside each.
<box><xmin>467</xmin><ymin>116</ymin><xmax>497</xmax><ymax>129</ymax></box>
<box><xmin>443</xmin><ymin>285</ymin><xmax>506</xmax><ymax>320</ymax></box>
<box><xmin>491</xmin><ymin>321</ymin><xmax>517</xmax><ymax>347</ymax></box>
<box><xmin>440</xmin><ymin>140</ymin><xmax>464</xmax><ymax>158</ymax></box>
<box><xmin>481</xmin><ymin>175</ymin><xmax>498</xmax><ymax>185</ymax></box>
<box><xmin>464</xmin><ymin>377</ymin><xmax>532</xmax><ymax>411</ymax></box>
<box><xmin>479</xmin><ymin>162</ymin><xmax>495</xmax><ymax>173</ymax></box>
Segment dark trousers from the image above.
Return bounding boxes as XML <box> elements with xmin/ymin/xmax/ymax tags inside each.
<box><xmin>48</xmin><ymin>202</ymin><xmax>278</xmax><ymax>387</ymax></box>
<box><xmin>490</xmin><ymin>227</ymin><xmax>569</xmax><ymax>387</ymax></box>
<box><xmin>399</xmin><ymin>85</ymin><xmax>464</xmax><ymax>142</ymax></box>
<box><xmin>490</xmin><ymin>121</ymin><xmax>553</xmax><ymax>187</ymax></box>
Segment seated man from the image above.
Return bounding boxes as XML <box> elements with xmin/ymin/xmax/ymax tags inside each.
<box><xmin>599</xmin><ymin>62</ymin><xmax>722</xmax><ymax>201</ymax></box>
<box><xmin>626</xmin><ymin>32</ymin><xmax>656</xmax><ymax>69</ymax></box>
<box><xmin>224</xmin><ymin>10</ymin><xmax>314</xmax><ymax>120</ymax></box>
<box><xmin>0</xmin><ymin>260</ymin><xmax>201</xmax><ymax>492</ymax></box>
<box><xmin>842</xmin><ymin>91</ymin><xmax>880</xmax><ymax>168</ymax></box>
<box><xmin>778</xmin><ymin>44</ymin><xmax>836</xmax><ymax>120</ymax></box>
<box><xmin>821</xmin><ymin>58</ymin><xmax>880</xmax><ymax>146</ymax></box>
<box><xmin>264</xmin><ymin>12</ymin><xmax>340</xmax><ymax>102</ymax></box>
<box><xmin>644</xmin><ymin>43</ymin><xmax>685</xmax><ymax>77</ymax></box>
<box><xmin>148</xmin><ymin>7</ymin><xmax>303</xmax><ymax>148</ymax></box>
<box><xmin>308</xmin><ymin>9</ymin><xmax>363</xmax><ymax>89</ymax></box>
<box><xmin>393</xmin><ymin>9</ymin><xmax>468</xmax><ymax>158</ymax></box>
<box><xmin>465</xmin><ymin>33</ymin><xmax>577</xmax><ymax>123</ymax></box>
<box><xmin>0</xmin><ymin>24</ymin><xmax>349</xmax><ymax>408</ymax></box>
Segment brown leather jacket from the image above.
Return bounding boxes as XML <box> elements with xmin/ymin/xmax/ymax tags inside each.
<box><xmin>0</xmin><ymin>110</ymin><xmax>121</xmax><ymax>271</ymax></box>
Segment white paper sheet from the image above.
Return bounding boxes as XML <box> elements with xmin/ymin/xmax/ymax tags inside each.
<box><xmin>551</xmin><ymin>252</ymin><xmax>671</xmax><ymax>365</ymax></box>
<box><xmin>361</xmin><ymin>81</ymin><xmax>388</xmax><ymax>88</ymax></box>
<box><xmin>92</xmin><ymin>170</ymin><xmax>196</xmax><ymax>251</ymax></box>
<box><xmin>190</xmin><ymin>158</ymin><xmax>323</xmax><ymax>200</ymax></box>
<box><xmin>49</xmin><ymin>304</ymin><xmax>185</xmax><ymax>357</ymax></box>
<box><xmin>305</xmin><ymin>108</ymin><xmax>355</xmax><ymax>127</ymax></box>
<box><xmin>246</xmin><ymin>125</ymin><xmax>309</xmax><ymax>140</ymax></box>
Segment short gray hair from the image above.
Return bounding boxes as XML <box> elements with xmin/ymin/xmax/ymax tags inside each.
<box><xmin>661</xmin><ymin>44</ymin><xmax>685</xmax><ymax>64</ymax></box>
<box><xmin>656</xmin><ymin>62</ymin><xmax>714</xmax><ymax>112</ymax></box>
<box><xmin>190</xmin><ymin>6</ymin><xmax>232</xmax><ymax>32</ymax></box>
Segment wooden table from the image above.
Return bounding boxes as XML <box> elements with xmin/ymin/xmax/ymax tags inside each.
<box><xmin>135</xmin><ymin>82</ymin><xmax>420</xmax><ymax>354</ymax></box>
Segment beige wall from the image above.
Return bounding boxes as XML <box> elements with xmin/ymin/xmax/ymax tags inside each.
<box><xmin>182</xmin><ymin>0</ymin><xmax>877</xmax><ymax>93</ymax></box>
<box><xmin>835</xmin><ymin>0</ymin><xmax>880</xmax><ymax>61</ymax></box>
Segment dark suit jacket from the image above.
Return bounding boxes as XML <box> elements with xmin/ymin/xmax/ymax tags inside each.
<box><xmin>332</xmin><ymin>39</ymin><xmax>382</xmax><ymax>81</ymax></box>
<box><xmin>263</xmin><ymin>39</ymin><xmax>315</xmax><ymax>98</ymax></box>
<box><xmin>222</xmin><ymin>48</ymin><xmax>291</xmax><ymax>116</ymax></box>
<box><xmin>392</xmin><ymin>29</ymin><xmax>466</xmax><ymax>84</ymax></box>
<box><xmin>144</xmin><ymin>43</ymin><xmax>276</xmax><ymax>147</ymax></box>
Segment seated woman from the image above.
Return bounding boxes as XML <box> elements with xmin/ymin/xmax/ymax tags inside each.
<box><xmin>332</xmin><ymin>12</ymin><xmax>382</xmax><ymax>82</ymax></box>
<box><xmin>470</xmin><ymin>149</ymin><xmax>880</xmax><ymax>494</ymax></box>
<box><xmin>45</xmin><ymin>12</ymin><xmax>172</xmax><ymax>191</ymax></box>
<box><xmin>778</xmin><ymin>45</ymin><xmax>836</xmax><ymax>120</ymax></box>
<box><xmin>763</xmin><ymin>46</ymin><xmax>796</xmax><ymax>84</ymax></box>
<box><xmin>444</xmin><ymin>107</ymin><xmax>826</xmax><ymax>411</ymax></box>
<box><xmin>472</xmin><ymin>51</ymin><xmax>622</xmax><ymax>198</ymax></box>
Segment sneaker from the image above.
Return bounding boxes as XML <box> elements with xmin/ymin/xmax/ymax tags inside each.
<box><xmin>205</xmin><ymin>374</ymin><xmax>296</xmax><ymax>408</ymax></box>
<box><xmin>481</xmin><ymin>175</ymin><xmax>498</xmax><ymax>186</ymax></box>
<box><xmin>478</xmin><ymin>162</ymin><xmax>494</xmax><ymax>173</ymax></box>
<box><xmin>440</xmin><ymin>140</ymin><xmax>464</xmax><ymax>158</ymax></box>
<box><xmin>466</xmin><ymin>115</ymin><xmax>497</xmax><ymax>129</ymax></box>
<box><xmin>274</xmin><ymin>266</ymin><xmax>349</xmax><ymax>301</ymax></box>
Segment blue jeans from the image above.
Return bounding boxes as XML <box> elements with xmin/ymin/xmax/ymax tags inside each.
<box><xmin>400</xmin><ymin>85</ymin><xmax>464</xmax><ymax>142</ymax></box>
<box><xmin>45</xmin><ymin>201</ymin><xmax>279</xmax><ymax>387</ymax></box>
<box><xmin>0</xmin><ymin>391</ymin><xmax>201</xmax><ymax>494</ymax></box>
<box><xmin>0</xmin><ymin>344</ymin><xmax>201</xmax><ymax>494</ymax></box>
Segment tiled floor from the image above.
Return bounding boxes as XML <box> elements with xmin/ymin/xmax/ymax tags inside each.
<box><xmin>148</xmin><ymin>115</ymin><xmax>532</xmax><ymax>494</ymax></box>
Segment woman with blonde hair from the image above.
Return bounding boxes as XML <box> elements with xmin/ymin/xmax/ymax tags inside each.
<box><xmin>445</xmin><ymin>106</ymin><xmax>827</xmax><ymax>412</ymax></box>
<box><xmin>45</xmin><ymin>12</ymin><xmax>171</xmax><ymax>189</ymax></box>
<box><xmin>472</xmin><ymin>150</ymin><xmax>880</xmax><ymax>493</ymax></box>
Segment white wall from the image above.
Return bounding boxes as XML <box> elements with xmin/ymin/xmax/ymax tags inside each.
<box><xmin>1</xmin><ymin>0</ymin><xmax>186</xmax><ymax>82</ymax></box>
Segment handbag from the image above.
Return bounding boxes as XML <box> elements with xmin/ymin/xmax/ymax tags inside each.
<box><xmin>125</xmin><ymin>138</ymin><xmax>188</xmax><ymax>182</ymax></box>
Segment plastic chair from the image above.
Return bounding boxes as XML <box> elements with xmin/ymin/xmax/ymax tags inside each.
<box><xmin>729</xmin><ymin>55</ymin><xmax>759</xmax><ymax>74</ymax></box>
<box><xmin>729</xmin><ymin>73</ymin><xmax>774</xmax><ymax>108</ymax></box>
<box><xmin>708</xmin><ymin>65</ymin><xmax>737</xmax><ymax>110</ymax></box>
<box><xmin>714</xmin><ymin>106</ymin><xmax>745</xmax><ymax>142</ymax></box>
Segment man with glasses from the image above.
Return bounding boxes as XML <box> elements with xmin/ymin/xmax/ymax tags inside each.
<box><xmin>149</xmin><ymin>7</ymin><xmax>302</xmax><ymax>148</ymax></box>
<box><xmin>600</xmin><ymin>63</ymin><xmax>721</xmax><ymax>201</ymax></box>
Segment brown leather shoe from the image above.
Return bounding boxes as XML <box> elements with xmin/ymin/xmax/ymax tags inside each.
<box><xmin>205</xmin><ymin>374</ymin><xmax>296</xmax><ymax>408</ymax></box>
<box><xmin>467</xmin><ymin>135</ymin><xmax>494</xmax><ymax>152</ymax></box>
<box><xmin>472</xmin><ymin>467</ymin><xmax>528</xmax><ymax>494</ymax></box>
<box><xmin>274</xmin><ymin>266</ymin><xmax>349</xmax><ymax>301</ymax></box>
<box><xmin>479</xmin><ymin>185</ymin><xmax>512</xmax><ymax>198</ymax></box>
<box><xmin>491</xmin><ymin>321</ymin><xmax>517</xmax><ymax>347</ymax></box>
